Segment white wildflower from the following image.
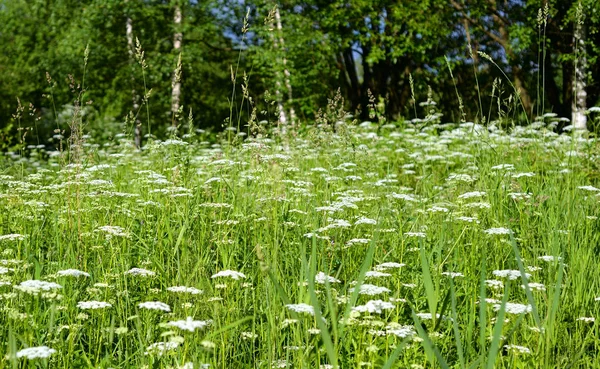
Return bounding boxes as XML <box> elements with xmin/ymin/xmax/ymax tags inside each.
<box><xmin>15</xmin><ymin>280</ymin><xmax>62</xmax><ymax>293</ymax></box>
<box><xmin>349</xmin><ymin>284</ymin><xmax>391</xmax><ymax>296</ymax></box>
<box><xmin>145</xmin><ymin>342</ymin><xmax>180</xmax><ymax>356</ymax></box>
<box><xmin>375</xmin><ymin>262</ymin><xmax>405</xmax><ymax>270</ymax></box>
<box><xmin>492</xmin><ymin>270</ymin><xmax>531</xmax><ymax>280</ymax></box>
<box><xmin>285</xmin><ymin>303</ymin><xmax>315</xmax><ymax>315</ymax></box>
<box><xmin>0</xmin><ymin>234</ymin><xmax>26</xmax><ymax>242</ymax></box>
<box><xmin>504</xmin><ymin>345</ymin><xmax>531</xmax><ymax>354</ymax></box>
<box><xmin>404</xmin><ymin>232</ymin><xmax>426</xmax><ymax>238</ymax></box>
<box><xmin>494</xmin><ymin>302</ymin><xmax>532</xmax><ymax>314</ymax></box>
<box><xmin>211</xmin><ymin>270</ymin><xmax>246</xmax><ymax>280</ymax></box>
<box><xmin>314</xmin><ymin>272</ymin><xmax>340</xmax><ymax>284</ymax></box>
<box><xmin>125</xmin><ymin>268</ymin><xmax>156</xmax><ymax>277</ymax></box>
<box><xmin>365</xmin><ymin>271</ymin><xmax>392</xmax><ymax>278</ymax></box>
<box><xmin>138</xmin><ymin>301</ymin><xmax>171</xmax><ymax>312</ymax></box>
<box><xmin>77</xmin><ymin>301</ymin><xmax>112</xmax><ymax>310</ymax></box>
<box><xmin>538</xmin><ymin>255</ymin><xmax>562</xmax><ymax>262</ymax></box>
<box><xmin>167</xmin><ymin>286</ymin><xmax>203</xmax><ymax>295</ymax></box>
<box><xmin>458</xmin><ymin>191</ymin><xmax>486</xmax><ymax>199</ymax></box>
<box><xmin>577</xmin><ymin>317</ymin><xmax>595</xmax><ymax>323</ymax></box>
<box><xmin>167</xmin><ymin>317</ymin><xmax>212</xmax><ymax>332</ymax></box>
<box><xmin>352</xmin><ymin>300</ymin><xmax>395</xmax><ymax>314</ymax></box>
<box><xmin>57</xmin><ymin>269</ymin><xmax>90</xmax><ymax>277</ymax></box>
<box><xmin>441</xmin><ymin>272</ymin><xmax>464</xmax><ymax>278</ymax></box>
<box><xmin>16</xmin><ymin>346</ymin><xmax>56</xmax><ymax>360</ymax></box>
<box><xmin>484</xmin><ymin>227</ymin><xmax>512</xmax><ymax>235</ymax></box>
<box><xmin>578</xmin><ymin>185</ymin><xmax>600</xmax><ymax>192</ymax></box>
<box><xmin>355</xmin><ymin>217</ymin><xmax>377</xmax><ymax>225</ymax></box>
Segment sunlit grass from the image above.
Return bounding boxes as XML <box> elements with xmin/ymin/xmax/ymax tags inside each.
<box><xmin>1</xmin><ymin>116</ymin><xmax>600</xmax><ymax>368</ymax></box>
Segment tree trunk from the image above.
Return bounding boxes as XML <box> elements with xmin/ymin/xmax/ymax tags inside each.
<box><xmin>275</xmin><ymin>7</ymin><xmax>295</xmax><ymax>128</ymax></box>
<box><xmin>572</xmin><ymin>21</ymin><xmax>587</xmax><ymax>130</ymax></box>
<box><xmin>562</xmin><ymin>59</ymin><xmax>574</xmax><ymax>122</ymax></box>
<box><xmin>126</xmin><ymin>11</ymin><xmax>142</xmax><ymax>148</ymax></box>
<box><xmin>268</xmin><ymin>10</ymin><xmax>287</xmax><ymax>131</ymax></box>
<box><xmin>171</xmin><ymin>1</ymin><xmax>182</xmax><ymax>126</ymax></box>
<box><xmin>342</xmin><ymin>48</ymin><xmax>362</xmax><ymax>115</ymax></box>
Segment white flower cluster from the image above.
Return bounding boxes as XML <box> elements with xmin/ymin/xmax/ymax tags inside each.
<box><xmin>211</xmin><ymin>270</ymin><xmax>246</xmax><ymax>280</ymax></box>
<box><xmin>484</xmin><ymin>227</ymin><xmax>512</xmax><ymax>235</ymax></box>
<box><xmin>167</xmin><ymin>286</ymin><xmax>203</xmax><ymax>294</ymax></box>
<box><xmin>492</xmin><ymin>270</ymin><xmax>531</xmax><ymax>280</ymax></box>
<box><xmin>16</xmin><ymin>346</ymin><xmax>56</xmax><ymax>360</ymax></box>
<box><xmin>365</xmin><ymin>271</ymin><xmax>391</xmax><ymax>278</ymax></box>
<box><xmin>375</xmin><ymin>262</ymin><xmax>405</xmax><ymax>271</ymax></box>
<box><xmin>493</xmin><ymin>302</ymin><xmax>532</xmax><ymax>314</ymax></box>
<box><xmin>57</xmin><ymin>269</ymin><xmax>90</xmax><ymax>277</ymax></box>
<box><xmin>96</xmin><ymin>225</ymin><xmax>131</xmax><ymax>238</ymax></box>
<box><xmin>349</xmin><ymin>284</ymin><xmax>391</xmax><ymax>296</ymax></box>
<box><xmin>352</xmin><ymin>300</ymin><xmax>395</xmax><ymax>314</ymax></box>
<box><xmin>285</xmin><ymin>303</ymin><xmax>315</xmax><ymax>315</ymax></box>
<box><xmin>167</xmin><ymin>317</ymin><xmax>212</xmax><ymax>332</ymax></box>
<box><xmin>314</xmin><ymin>272</ymin><xmax>340</xmax><ymax>284</ymax></box>
<box><xmin>145</xmin><ymin>341</ymin><xmax>180</xmax><ymax>356</ymax></box>
<box><xmin>15</xmin><ymin>280</ymin><xmax>62</xmax><ymax>293</ymax></box>
<box><xmin>138</xmin><ymin>301</ymin><xmax>171</xmax><ymax>312</ymax></box>
<box><xmin>125</xmin><ymin>268</ymin><xmax>156</xmax><ymax>277</ymax></box>
<box><xmin>77</xmin><ymin>301</ymin><xmax>112</xmax><ymax>310</ymax></box>
<box><xmin>0</xmin><ymin>234</ymin><xmax>26</xmax><ymax>242</ymax></box>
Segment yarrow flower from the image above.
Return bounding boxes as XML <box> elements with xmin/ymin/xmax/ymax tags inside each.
<box><xmin>314</xmin><ymin>272</ymin><xmax>340</xmax><ymax>284</ymax></box>
<box><xmin>15</xmin><ymin>280</ymin><xmax>62</xmax><ymax>293</ymax></box>
<box><xmin>458</xmin><ymin>191</ymin><xmax>486</xmax><ymax>199</ymax></box>
<box><xmin>365</xmin><ymin>271</ymin><xmax>392</xmax><ymax>278</ymax></box>
<box><xmin>504</xmin><ymin>345</ymin><xmax>531</xmax><ymax>355</ymax></box>
<box><xmin>375</xmin><ymin>262</ymin><xmax>405</xmax><ymax>270</ymax></box>
<box><xmin>578</xmin><ymin>185</ymin><xmax>600</xmax><ymax>192</ymax></box>
<box><xmin>285</xmin><ymin>303</ymin><xmax>315</xmax><ymax>315</ymax></box>
<box><xmin>492</xmin><ymin>270</ymin><xmax>531</xmax><ymax>280</ymax></box>
<box><xmin>349</xmin><ymin>284</ymin><xmax>391</xmax><ymax>296</ymax></box>
<box><xmin>57</xmin><ymin>269</ymin><xmax>90</xmax><ymax>277</ymax></box>
<box><xmin>15</xmin><ymin>346</ymin><xmax>56</xmax><ymax>360</ymax></box>
<box><xmin>77</xmin><ymin>301</ymin><xmax>112</xmax><ymax>310</ymax></box>
<box><xmin>138</xmin><ymin>301</ymin><xmax>171</xmax><ymax>312</ymax></box>
<box><xmin>167</xmin><ymin>317</ymin><xmax>212</xmax><ymax>332</ymax></box>
<box><xmin>0</xmin><ymin>234</ymin><xmax>26</xmax><ymax>242</ymax></box>
<box><xmin>96</xmin><ymin>225</ymin><xmax>130</xmax><ymax>239</ymax></box>
<box><xmin>145</xmin><ymin>342</ymin><xmax>180</xmax><ymax>356</ymax></box>
<box><xmin>484</xmin><ymin>227</ymin><xmax>512</xmax><ymax>235</ymax></box>
<box><xmin>125</xmin><ymin>268</ymin><xmax>156</xmax><ymax>277</ymax></box>
<box><xmin>538</xmin><ymin>255</ymin><xmax>562</xmax><ymax>262</ymax></box>
<box><xmin>404</xmin><ymin>232</ymin><xmax>426</xmax><ymax>238</ymax></box>
<box><xmin>354</xmin><ymin>217</ymin><xmax>377</xmax><ymax>225</ymax></box>
<box><xmin>167</xmin><ymin>286</ymin><xmax>203</xmax><ymax>294</ymax></box>
<box><xmin>352</xmin><ymin>300</ymin><xmax>395</xmax><ymax>314</ymax></box>
<box><xmin>211</xmin><ymin>270</ymin><xmax>246</xmax><ymax>280</ymax></box>
<box><xmin>442</xmin><ymin>272</ymin><xmax>464</xmax><ymax>278</ymax></box>
<box><xmin>386</xmin><ymin>324</ymin><xmax>416</xmax><ymax>338</ymax></box>
<box><xmin>494</xmin><ymin>302</ymin><xmax>532</xmax><ymax>314</ymax></box>
<box><xmin>577</xmin><ymin>317</ymin><xmax>595</xmax><ymax>323</ymax></box>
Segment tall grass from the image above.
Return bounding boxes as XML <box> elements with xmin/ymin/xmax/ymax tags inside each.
<box><xmin>2</xmin><ymin>107</ymin><xmax>600</xmax><ymax>368</ymax></box>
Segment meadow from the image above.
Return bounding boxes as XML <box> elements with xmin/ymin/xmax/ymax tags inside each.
<box><xmin>2</xmin><ymin>111</ymin><xmax>600</xmax><ymax>368</ymax></box>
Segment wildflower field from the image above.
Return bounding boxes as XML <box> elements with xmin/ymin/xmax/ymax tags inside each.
<box><xmin>2</xmin><ymin>116</ymin><xmax>600</xmax><ymax>369</ymax></box>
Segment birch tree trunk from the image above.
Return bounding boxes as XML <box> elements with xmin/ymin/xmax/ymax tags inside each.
<box><xmin>572</xmin><ymin>20</ymin><xmax>587</xmax><ymax>131</ymax></box>
<box><xmin>126</xmin><ymin>11</ymin><xmax>142</xmax><ymax>148</ymax></box>
<box><xmin>275</xmin><ymin>7</ymin><xmax>295</xmax><ymax>128</ymax></box>
<box><xmin>171</xmin><ymin>1</ymin><xmax>182</xmax><ymax>127</ymax></box>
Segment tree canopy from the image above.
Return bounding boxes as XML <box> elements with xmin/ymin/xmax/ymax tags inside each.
<box><xmin>1</xmin><ymin>0</ymin><xmax>599</xmax><ymax>145</ymax></box>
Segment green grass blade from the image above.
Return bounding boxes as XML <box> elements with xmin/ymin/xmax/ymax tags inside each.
<box><xmin>411</xmin><ymin>310</ymin><xmax>451</xmax><ymax>369</ymax></box>
<box><xmin>486</xmin><ymin>283</ymin><xmax>510</xmax><ymax>369</ymax></box>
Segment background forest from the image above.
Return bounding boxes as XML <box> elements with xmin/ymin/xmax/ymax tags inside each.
<box><xmin>1</xmin><ymin>0</ymin><xmax>599</xmax><ymax>145</ymax></box>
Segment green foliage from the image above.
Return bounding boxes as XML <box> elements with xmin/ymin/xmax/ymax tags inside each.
<box><xmin>1</xmin><ymin>0</ymin><xmax>600</xmax><ymax>144</ymax></box>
